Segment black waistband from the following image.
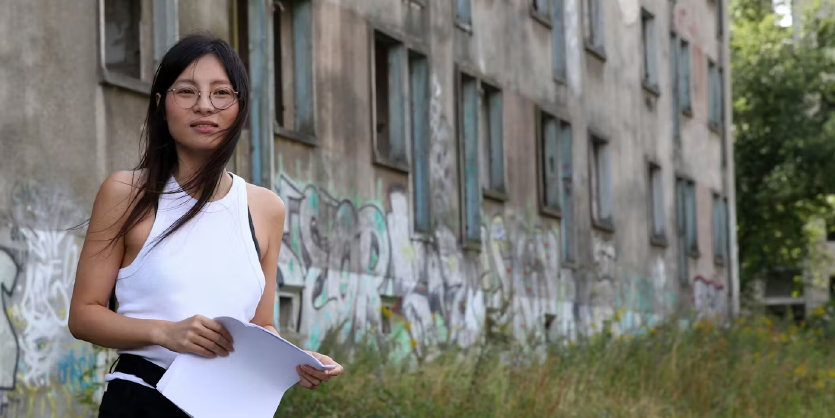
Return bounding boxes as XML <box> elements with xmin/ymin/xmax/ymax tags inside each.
<box><xmin>113</xmin><ymin>354</ymin><xmax>167</xmax><ymax>387</ymax></box>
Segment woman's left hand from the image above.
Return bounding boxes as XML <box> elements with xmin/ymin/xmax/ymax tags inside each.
<box><xmin>297</xmin><ymin>351</ymin><xmax>344</xmax><ymax>390</ymax></box>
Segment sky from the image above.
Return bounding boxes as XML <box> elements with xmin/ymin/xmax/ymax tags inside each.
<box><xmin>773</xmin><ymin>0</ymin><xmax>794</xmax><ymax>27</ymax></box>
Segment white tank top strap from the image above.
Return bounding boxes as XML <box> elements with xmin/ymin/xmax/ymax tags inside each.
<box><xmin>231</xmin><ymin>172</ymin><xmax>265</xmax><ymax>293</ymax></box>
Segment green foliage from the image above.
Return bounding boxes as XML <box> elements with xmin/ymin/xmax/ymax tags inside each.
<box><xmin>732</xmin><ymin>0</ymin><xmax>835</xmax><ymax>285</ymax></box>
<box><xmin>275</xmin><ymin>312</ymin><xmax>835</xmax><ymax>418</ymax></box>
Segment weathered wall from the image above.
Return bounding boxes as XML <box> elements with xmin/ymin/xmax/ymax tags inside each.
<box><xmin>0</xmin><ymin>0</ymin><xmax>735</xmax><ymax>416</ymax></box>
<box><xmin>269</xmin><ymin>0</ymin><xmax>734</xmax><ymax>358</ymax></box>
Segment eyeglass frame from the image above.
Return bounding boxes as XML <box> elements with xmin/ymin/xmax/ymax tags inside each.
<box><xmin>166</xmin><ymin>87</ymin><xmax>240</xmax><ymax>110</ymax></box>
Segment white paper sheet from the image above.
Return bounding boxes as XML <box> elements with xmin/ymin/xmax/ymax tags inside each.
<box><xmin>156</xmin><ymin>316</ymin><xmax>335</xmax><ymax>418</ymax></box>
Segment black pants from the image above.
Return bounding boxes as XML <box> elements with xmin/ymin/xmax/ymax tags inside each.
<box><xmin>98</xmin><ymin>354</ymin><xmax>189</xmax><ymax>418</ymax></box>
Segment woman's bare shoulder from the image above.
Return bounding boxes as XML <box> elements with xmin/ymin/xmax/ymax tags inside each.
<box><xmin>245</xmin><ymin>182</ymin><xmax>285</xmax><ymax>222</ymax></box>
<box><xmin>91</xmin><ymin>170</ymin><xmax>147</xmax><ymax>221</ymax></box>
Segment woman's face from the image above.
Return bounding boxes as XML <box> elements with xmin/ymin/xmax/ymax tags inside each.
<box><xmin>164</xmin><ymin>54</ymin><xmax>239</xmax><ymax>152</ymax></box>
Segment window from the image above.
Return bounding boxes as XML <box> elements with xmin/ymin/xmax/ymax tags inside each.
<box><xmin>480</xmin><ymin>83</ymin><xmax>505</xmax><ymax>197</ymax></box>
<box><xmin>410</xmin><ymin>52</ymin><xmax>431</xmax><ymax>233</ymax></box>
<box><xmin>274</xmin><ymin>0</ymin><xmax>316</xmax><ymax>143</ymax></box>
<box><xmin>670</xmin><ymin>32</ymin><xmax>681</xmax><ymax>143</ymax></box>
<box><xmin>708</xmin><ymin>60</ymin><xmax>722</xmax><ymax>130</ymax></box>
<box><xmin>102</xmin><ymin>0</ymin><xmax>176</xmax><ymax>92</ymax></box>
<box><xmin>590</xmin><ymin>134</ymin><xmax>613</xmax><ymax>229</ymax></box>
<box><xmin>717</xmin><ymin>0</ymin><xmax>724</xmax><ymax>38</ymax></box>
<box><xmin>539</xmin><ymin>111</ymin><xmax>566</xmax><ymax>215</ymax></box>
<box><xmin>533</xmin><ymin>0</ymin><xmax>550</xmax><ymax>15</ymax></box>
<box><xmin>641</xmin><ymin>9</ymin><xmax>659</xmax><ymax>91</ymax></box>
<box><xmin>713</xmin><ymin>193</ymin><xmax>728</xmax><ymax>263</ymax></box>
<box><xmin>460</xmin><ymin>73</ymin><xmax>481</xmax><ymax>245</ymax></box>
<box><xmin>372</xmin><ymin>31</ymin><xmax>408</xmax><ymax>169</ymax></box>
<box><xmin>679</xmin><ymin>39</ymin><xmax>692</xmax><ymax>114</ymax></box>
<box><xmin>584</xmin><ymin>0</ymin><xmax>604</xmax><ymax>55</ymax></box>
<box><xmin>649</xmin><ymin>163</ymin><xmax>666</xmax><ymax>243</ymax></box>
<box><xmin>678</xmin><ymin>179</ymin><xmax>698</xmax><ymax>255</ymax></box>
<box><xmin>560</xmin><ymin>119</ymin><xmax>575</xmax><ymax>262</ymax></box>
<box><xmin>152</xmin><ymin>0</ymin><xmax>178</xmax><ymax>70</ymax></box>
<box><xmin>553</xmin><ymin>0</ymin><xmax>567</xmax><ymax>80</ymax></box>
<box><xmin>103</xmin><ymin>0</ymin><xmax>142</xmax><ymax>79</ymax></box>
<box><xmin>532</xmin><ymin>0</ymin><xmax>551</xmax><ymax>24</ymax></box>
<box><xmin>456</xmin><ymin>0</ymin><xmax>472</xmax><ymax>27</ymax></box>
<box><xmin>277</xmin><ymin>295</ymin><xmax>298</xmax><ymax>333</ymax></box>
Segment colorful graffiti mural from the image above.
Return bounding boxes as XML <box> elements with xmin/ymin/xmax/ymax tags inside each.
<box><xmin>0</xmin><ymin>182</ymin><xmax>100</xmax><ymax>418</ymax></box>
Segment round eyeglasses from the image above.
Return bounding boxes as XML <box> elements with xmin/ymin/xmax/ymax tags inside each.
<box><xmin>167</xmin><ymin>86</ymin><xmax>239</xmax><ymax>110</ymax></box>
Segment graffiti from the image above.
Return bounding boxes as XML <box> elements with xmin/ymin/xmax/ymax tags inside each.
<box><xmin>274</xmin><ymin>170</ymin><xmax>586</xmax><ymax>353</ymax></box>
<box><xmin>0</xmin><ymin>248</ymin><xmax>20</xmax><ymax>390</ymax></box>
<box><xmin>0</xmin><ymin>181</ymin><xmax>96</xmax><ymax>418</ymax></box>
<box><xmin>593</xmin><ymin>237</ymin><xmax>617</xmax><ymax>280</ymax></box>
<box><xmin>693</xmin><ymin>275</ymin><xmax>727</xmax><ymax>319</ymax></box>
<box><xmin>13</xmin><ymin>228</ymin><xmax>79</xmax><ymax>386</ymax></box>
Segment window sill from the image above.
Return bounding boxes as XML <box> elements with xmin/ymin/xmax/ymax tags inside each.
<box><xmin>275</xmin><ymin>123</ymin><xmax>319</xmax><ymax>147</ymax></box>
<box><xmin>455</xmin><ymin>19</ymin><xmax>473</xmax><ymax>34</ymax></box>
<box><xmin>714</xmin><ymin>255</ymin><xmax>726</xmax><ymax>267</ymax></box>
<box><xmin>410</xmin><ymin>229</ymin><xmax>436</xmax><ymax>244</ymax></box>
<box><xmin>708</xmin><ymin>122</ymin><xmax>722</xmax><ymax>134</ymax></box>
<box><xmin>372</xmin><ymin>153</ymin><xmax>410</xmax><ymax>174</ymax></box>
<box><xmin>554</xmin><ymin>70</ymin><xmax>567</xmax><ymax>85</ymax></box>
<box><xmin>483</xmin><ymin>187</ymin><xmax>509</xmax><ymax>202</ymax></box>
<box><xmin>539</xmin><ymin>203</ymin><xmax>562</xmax><ymax>220</ymax></box>
<box><xmin>593</xmin><ymin>219</ymin><xmax>615</xmax><ymax>233</ymax></box>
<box><xmin>585</xmin><ymin>43</ymin><xmax>607</xmax><ymax>61</ymax></box>
<box><xmin>462</xmin><ymin>237</ymin><xmax>482</xmax><ymax>252</ymax></box>
<box><xmin>688</xmin><ymin>248</ymin><xmax>701</xmax><ymax>259</ymax></box>
<box><xmin>642</xmin><ymin>81</ymin><xmax>661</xmax><ymax>97</ymax></box>
<box><xmin>681</xmin><ymin>106</ymin><xmax>693</xmax><ymax>118</ymax></box>
<box><xmin>650</xmin><ymin>234</ymin><xmax>669</xmax><ymax>248</ymax></box>
<box><xmin>561</xmin><ymin>259</ymin><xmax>578</xmax><ymax>270</ymax></box>
<box><xmin>530</xmin><ymin>8</ymin><xmax>552</xmax><ymax>29</ymax></box>
<box><xmin>100</xmin><ymin>71</ymin><xmax>152</xmax><ymax>96</ymax></box>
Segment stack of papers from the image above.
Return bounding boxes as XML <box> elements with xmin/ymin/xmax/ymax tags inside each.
<box><xmin>157</xmin><ymin>316</ymin><xmax>335</xmax><ymax>418</ymax></box>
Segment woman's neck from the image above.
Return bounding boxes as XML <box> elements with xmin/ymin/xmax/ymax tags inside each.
<box><xmin>173</xmin><ymin>149</ymin><xmax>231</xmax><ymax>202</ymax></box>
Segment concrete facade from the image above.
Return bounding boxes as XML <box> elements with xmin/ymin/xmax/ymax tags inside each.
<box><xmin>0</xmin><ymin>0</ymin><xmax>735</xmax><ymax>416</ymax></box>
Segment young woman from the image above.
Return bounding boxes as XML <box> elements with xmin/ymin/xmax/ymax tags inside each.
<box><xmin>68</xmin><ymin>33</ymin><xmax>343</xmax><ymax>417</ymax></box>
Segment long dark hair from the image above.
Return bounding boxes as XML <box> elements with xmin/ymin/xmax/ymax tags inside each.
<box><xmin>112</xmin><ymin>33</ymin><xmax>250</xmax><ymax>248</ymax></box>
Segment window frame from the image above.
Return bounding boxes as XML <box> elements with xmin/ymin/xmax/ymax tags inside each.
<box><xmin>273</xmin><ymin>0</ymin><xmax>319</xmax><ymax>147</ymax></box>
<box><xmin>369</xmin><ymin>27</ymin><xmax>411</xmax><ymax>173</ymax></box>
<box><xmin>583</xmin><ymin>0</ymin><xmax>606</xmax><ymax>60</ymax></box>
<box><xmin>531</xmin><ymin>0</ymin><xmax>553</xmax><ymax>28</ymax></box>
<box><xmin>409</xmin><ymin>49</ymin><xmax>433</xmax><ymax>237</ymax></box>
<box><xmin>97</xmin><ymin>0</ymin><xmax>163</xmax><ymax>95</ymax></box>
<box><xmin>679</xmin><ymin>38</ymin><xmax>692</xmax><ymax>116</ymax></box>
<box><xmin>641</xmin><ymin>8</ymin><xmax>660</xmax><ymax>95</ymax></box>
<box><xmin>480</xmin><ymin>81</ymin><xmax>507</xmax><ymax>201</ymax></box>
<box><xmin>456</xmin><ymin>66</ymin><xmax>484</xmax><ymax>249</ymax></box>
<box><xmin>589</xmin><ymin>130</ymin><xmax>614</xmax><ymax>232</ymax></box>
<box><xmin>647</xmin><ymin>160</ymin><xmax>668</xmax><ymax>246</ymax></box>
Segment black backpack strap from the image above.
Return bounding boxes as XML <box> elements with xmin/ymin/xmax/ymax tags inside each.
<box><xmin>248</xmin><ymin>206</ymin><xmax>261</xmax><ymax>261</ymax></box>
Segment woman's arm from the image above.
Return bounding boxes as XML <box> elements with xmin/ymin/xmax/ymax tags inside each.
<box><xmin>69</xmin><ymin>171</ymin><xmax>167</xmax><ymax>349</ymax></box>
<box><xmin>69</xmin><ymin>171</ymin><xmax>233</xmax><ymax>358</ymax></box>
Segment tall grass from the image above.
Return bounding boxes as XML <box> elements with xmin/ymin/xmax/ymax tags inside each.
<box><xmin>276</xmin><ymin>305</ymin><xmax>835</xmax><ymax>418</ymax></box>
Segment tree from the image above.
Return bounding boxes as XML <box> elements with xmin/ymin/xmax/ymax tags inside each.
<box><xmin>732</xmin><ymin>0</ymin><xmax>835</xmax><ymax>288</ymax></box>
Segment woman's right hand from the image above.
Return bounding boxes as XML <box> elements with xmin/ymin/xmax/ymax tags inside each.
<box><xmin>155</xmin><ymin>315</ymin><xmax>234</xmax><ymax>358</ymax></box>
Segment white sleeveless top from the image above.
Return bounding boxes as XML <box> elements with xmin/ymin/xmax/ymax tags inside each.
<box><xmin>109</xmin><ymin>173</ymin><xmax>265</xmax><ymax>384</ymax></box>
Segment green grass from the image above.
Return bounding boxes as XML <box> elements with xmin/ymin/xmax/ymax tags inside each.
<box><xmin>275</xmin><ymin>306</ymin><xmax>835</xmax><ymax>418</ymax></box>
